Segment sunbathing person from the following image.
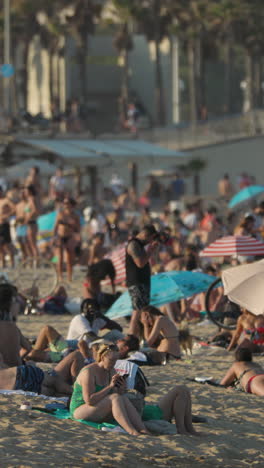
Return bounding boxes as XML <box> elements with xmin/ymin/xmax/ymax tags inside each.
<box><xmin>220</xmin><ymin>348</ymin><xmax>264</xmax><ymax>396</ymax></box>
<box><xmin>26</xmin><ymin>299</ymin><xmax>122</xmax><ymax>363</ymax></box>
<box><xmin>54</xmin><ymin>335</ymin><xmax>140</xmax><ymax>384</ymax></box>
<box><xmin>70</xmin><ymin>344</ymin><xmax>198</xmax><ymax>435</ymax></box>
<box><xmin>0</xmin><ymin>353</ymin><xmax>72</xmax><ymax>396</ymax></box>
<box><xmin>227</xmin><ymin>308</ymin><xmax>264</xmax><ymax>352</ymax></box>
<box><xmin>140</xmin><ymin>306</ymin><xmax>181</xmax><ymax>359</ymax></box>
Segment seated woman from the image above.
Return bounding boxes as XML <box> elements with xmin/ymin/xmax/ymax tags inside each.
<box><xmin>140</xmin><ymin>306</ymin><xmax>181</xmax><ymax>360</ymax></box>
<box><xmin>69</xmin><ymin>343</ymin><xmax>149</xmax><ymax>435</ymax></box>
<box><xmin>70</xmin><ymin>343</ymin><xmax>198</xmax><ymax>435</ymax></box>
<box><xmin>227</xmin><ymin>308</ymin><xmax>264</xmax><ymax>352</ymax></box>
<box><xmin>220</xmin><ymin>348</ymin><xmax>264</xmax><ymax>396</ymax></box>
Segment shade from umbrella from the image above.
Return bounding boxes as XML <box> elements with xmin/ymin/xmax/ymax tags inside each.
<box><xmin>199</xmin><ymin>236</ymin><xmax>264</xmax><ymax>257</ymax></box>
<box><xmin>222</xmin><ymin>260</ymin><xmax>264</xmax><ymax>315</ymax></box>
<box><xmin>228</xmin><ymin>185</ymin><xmax>264</xmax><ymax>209</ymax></box>
<box><xmin>106</xmin><ymin>271</ymin><xmax>216</xmax><ymax>319</ymax></box>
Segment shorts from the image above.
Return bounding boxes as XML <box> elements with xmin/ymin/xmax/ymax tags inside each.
<box><xmin>16</xmin><ymin>225</ymin><xmax>27</xmax><ymax>239</ymax></box>
<box><xmin>0</xmin><ymin>223</ymin><xmax>11</xmax><ymax>245</ymax></box>
<box><xmin>15</xmin><ymin>365</ymin><xmax>45</xmax><ymax>394</ymax></box>
<box><xmin>128</xmin><ymin>284</ymin><xmax>150</xmax><ymax>311</ymax></box>
<box><xmin>48</xmin><ymin>338</ymin><xmax>78</xmax><ymax>362</ymax></box>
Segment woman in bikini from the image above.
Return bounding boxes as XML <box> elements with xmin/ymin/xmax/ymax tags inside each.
<box><xmin>23</xmin><ymin>185</ymin><xmax>40</xmax><ymax>258</ymax></box>
<box><xmin>54</xmin><ymin>197</ymin><xmax>81</xmax><ymax>282</ymax></box>
<box><xmin>140</xmin><ymin>305</ymin><xmax>181</xmax><ymax>359</ymax></box>
<box><xmin>69</xmin><ymin>343</ymin><xmax>150</xmax><ymax>435</ymax></box>
<box><xmin>221</xmin><ymin>348</ymin><xmax>264</xmax><ymax>396</ymax></box>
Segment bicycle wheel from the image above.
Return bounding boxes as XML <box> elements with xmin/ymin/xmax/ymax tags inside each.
<box><xmin>12</xmin><ymin>257</ymin><xmax>58</xmax><ymax>300</ymax></box>
<box><xmin>205</xmin><ymin>277</ymin><xmax>239</xmax><ymax>330</ymax></box>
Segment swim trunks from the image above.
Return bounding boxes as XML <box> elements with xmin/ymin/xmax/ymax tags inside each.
<box><xmin>0</xmin><ymin>223</ymin><xmax>11</xmax><ymax>245</ymax></box>
<box><xmin>15</xmin><ymin>365</ymin><xmax>45</xmax><ymax>394</ymax></box>
<box><xmin>128</xmin><ymin>284</ymin><xmax>150</xmax><ymax>311</ymax></box>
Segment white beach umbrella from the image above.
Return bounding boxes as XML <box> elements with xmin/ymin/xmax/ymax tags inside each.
<box><xmin>222</xmin><ymin>259</ymin><xmax>264</xmax><ymax>315</ymax></box>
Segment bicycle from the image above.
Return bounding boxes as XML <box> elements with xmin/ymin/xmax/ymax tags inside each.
<box><xmin>205</xmin><ymin>277</ymin><xmax>240</xmax><ymax>330</ymax></box>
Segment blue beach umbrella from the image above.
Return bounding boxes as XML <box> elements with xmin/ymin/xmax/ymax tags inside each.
<box><xmin>106</xmin><ymin>271</ymin><xmax>218</xmax><ymax>319</ymax></box>
<box><xmin>228</xmin><ymin>185</ymin><xmax>264</xmax><ymax>209</ymax></box>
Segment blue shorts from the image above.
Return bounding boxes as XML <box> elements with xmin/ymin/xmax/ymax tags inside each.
<box><xmin>15</xmin><ymin>365</ymin><xmax>45</xmax><ymax>394</ymax></box>
<box><xmin>16</xmin><ymin>225</ymin><xmax>27</xmax><ymax>238</ymax></box>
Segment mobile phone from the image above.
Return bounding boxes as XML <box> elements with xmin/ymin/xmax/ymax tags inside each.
<box><xmin>122</xmin><ymin>373</ymin><xmax>129</xmax><ymax>379</ymax></box>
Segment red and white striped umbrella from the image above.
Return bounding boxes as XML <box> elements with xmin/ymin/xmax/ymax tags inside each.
<box><xmin>103</xmin><ymin>243</ymin><xmax>126</xmax><ymax>285</ymax></box>
<box><xmin>199</xmin><ymin>235</ymin><xmax>264</xmax><ymax>257</ymax></box>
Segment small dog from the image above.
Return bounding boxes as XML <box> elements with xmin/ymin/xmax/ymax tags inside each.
<box><xmin>179</xmin><ymin>324</ymin><xmax>193</xmax><ymax>355</ymax></box>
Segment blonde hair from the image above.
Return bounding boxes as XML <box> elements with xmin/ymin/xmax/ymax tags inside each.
<box><xmin>96</xmin><ymin>343</ymin><xmax>117</xmax><ymax>362</ymax></box>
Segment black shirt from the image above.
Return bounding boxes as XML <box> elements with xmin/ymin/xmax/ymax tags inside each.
<box><xmin>125</xmin><ymin>238</ymin><xmax>151</xmax><ymax>288</ymax></box>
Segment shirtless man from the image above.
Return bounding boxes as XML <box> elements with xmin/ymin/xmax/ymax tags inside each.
<box><xmin>0</xmin><ymin>187</ymin><xmax>16</xmax><ymax>267</ymax></box>
<box><xmin>54</xmin><ymin>197</ymin><xmax>81</xmax><ymax>282</ymax></box>
<box><xmin>227</xmin><ymin>308</ymin><xmax>264</xmax><ymax>352</ymax></box>
<box><xmin>0</xmin><ymin>353</ymin><xmax>72</xmax><ymax>396</ymax></box>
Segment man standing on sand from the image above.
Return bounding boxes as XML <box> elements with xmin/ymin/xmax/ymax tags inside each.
<box><xmin>126</xmin><ymin>225</ymin><xmax>159</xmax><ymax>337</ymax></box>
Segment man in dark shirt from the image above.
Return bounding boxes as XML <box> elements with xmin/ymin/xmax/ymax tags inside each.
<box><xmin>125</xmin><ymin>224</ymin><xmax>159</xmax><ymax>336</ymax></box>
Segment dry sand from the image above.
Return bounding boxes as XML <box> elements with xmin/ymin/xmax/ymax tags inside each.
<box><xmin>1</xmin><ymin>298</ymin><xmax>264</xmax><ymax>467</ymax></box>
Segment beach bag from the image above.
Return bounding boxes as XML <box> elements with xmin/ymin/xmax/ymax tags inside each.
<box><xmin>115</xmin><ymin>359</ymin><xmax>149</xmax><ymax>396</ymax></box>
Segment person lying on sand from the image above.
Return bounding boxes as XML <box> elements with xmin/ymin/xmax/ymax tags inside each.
<box><xmin>70</xmin><ymin>343</ymin><xmax>199</xmax><ymax>436</ymax></box>
<box><xmin>227</xmin><ymin>309</ymin><xmax>264</xmax><ymax>353</ymax></box>
<box><xmin>54</xmin><ymin>335</ymin><xmax>140</xmax><ymax>384</ymax></box>
<box><xmin>0</xmin><ymin>353</ymin><xmax>72</xmax><ymax>396</ymax></box>
<box><xmin>26</xmin><ymin>299</ymin><xmax>122</xmax><ymax>363</ymax></box>
<box><xmin>140</xmin><ymin>306</ymin><xmax>181</xmax><ymax>360</ymax></box>
<box><xmin>220</xmin><ymin>348</ymin><xmax>264</xmax><ymax>396</ymax></box>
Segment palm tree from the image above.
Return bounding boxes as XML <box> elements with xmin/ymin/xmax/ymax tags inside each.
<box><xmin>64</xmin><ymin>0</ymin><xmax>103</xmax><ymax>102</ymax></box>
<box><xmin>104</xmin><ymin>0</ymin><xmax>134</xmax><ymax>126</ymax></box>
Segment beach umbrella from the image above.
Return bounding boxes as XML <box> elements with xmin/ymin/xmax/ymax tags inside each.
<box><xmin>103</xmin><ymin>243</ymin><xmax>126</xmax><ymax>285</ymax></box>
<box><xmin>222</xmin><ymin>259</ymin><xmax>264</xmax><ymax>315</ymax></box>
<box><xmin>199</xmin><ymin>236</ymin><xmax>264</xmax><ymax>257</ymax></box>
<box><xmin>106</xmin><ymin>270</ymin><xmax>216</xmax><ymax>319</ymax></box>
<box><xmin>228</xmin><ymin>185</ymin><xmax>264</xmax><ymax>209</ymax></box>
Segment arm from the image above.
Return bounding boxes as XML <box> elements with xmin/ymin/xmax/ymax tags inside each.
<box><xmin>220</xmin><ymin>364</ymin><xmax>237</xmax><ymax>386</ymax></box>
<box><xmin>81</xmin><ymin>369</ymin><xmax>115</xmax><ymax>406</ymax></box>
<box><xmin>127</xmin><ymin>239</ymin><xmax>158</xmax><ymax>269</ymax></box>
<box><xmin>142</xmin><ymin>316</ymin><xmax>163</xmax><ymax>347</ymax></box>
<box><xmin>227</xmin><ymin>318</ymin><xmax>243</xmax><ymax>351</ymax></box>
<box><xmin>53</xmin><ymin>213</ymin><xmax>61</xmax><ymax>236</ymax></box>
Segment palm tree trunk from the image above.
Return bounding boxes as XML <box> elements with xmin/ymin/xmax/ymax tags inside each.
<box><xmin>223</xmin><ymin>39</ymin><xmax>232</xmax><ymax>113</ymax></box>
<box><xmin>153</xmin><ymin>0</ymin><xmax>165</xmax><ymax>126</ymax></box>
<box><xmin>187</xmin><ymin>39</ymin><xmax>197</xmax><ymax>125</ymax></box>
<box><xmin>49</xmin><ymin>50</ymin><xmax>54</xmax><ymax>107</ymax></box>
<box><xmin>244</xmin><ymin>51</ymin><xmax>254</xmax><ymax>112</ymax></box>
<box><xmin>122</xmin><ymin>47</ymin><xmax>129</xmax><ymax>112</ymax></box>
<box><xmin>193</xmin><ymin>172</ymin><xmax>200</xmax><ymax>195</ymax></box>
<box><xmin>253</xmin><ymin>56</ymin><xmax>261</xmax><ymax>108</ymax></box>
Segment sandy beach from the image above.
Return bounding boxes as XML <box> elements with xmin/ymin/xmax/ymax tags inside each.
<box><xmin>0</xmin><ymin>302</ymin><xmax>263</xmax><ymax>468</ymax></box>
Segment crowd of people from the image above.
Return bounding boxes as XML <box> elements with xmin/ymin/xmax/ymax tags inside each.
<box><xmin>0</xmin><ymin>165</ymin><xmax>263</xmax><ymax>437</ymax></box>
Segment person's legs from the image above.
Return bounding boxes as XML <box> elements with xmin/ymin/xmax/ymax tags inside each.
<box><xmin>158</xmin><ymin>385</ymin><xmax>196</xmax><ymax>435</ymax></box>
<box><xmin>73</xmin><ymin>394</ymin><xmax>141</xmax><ymax>435</ymax></box>
<box><xmin>55</xmin><ymin>350</ymin><xmax>85</xmax><ymax>383</ymax></box>
<box><xmin>34</xmin><ymin>325</ymin><xmax>61</xmax><ymax>350</ymax></box>
<box><xmin>41</xmin><ymin>373</ymin><xmax>72</xmax><ymax>396</ymax></box>
<box><xmin>56</xmin><ymin>245</ymin><xmax>64</xmax><ymax>281</ymax></box>
<box><xmin>65</xmin><ymin>245</ymin><xmax>74</xmax><ymax>282</ymax></box>
<box><xmin>27</xmin><ymin>225</ymin><xmax>38</xmax><ymax>258</ymax></box>
<box><xmin>4</xmin><ymin>243</ymin><xmax>14</xmax><ymax>268</ymax></box>
<box><xmin>122</xmin><ymin>395</ymin><xmax>149</xmax><ymax>433</ymax></box>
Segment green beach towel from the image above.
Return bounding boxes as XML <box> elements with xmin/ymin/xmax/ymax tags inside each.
<box><xmin>34</xmin><ymin>407</ymin><xmax>117</xmax><ymax>430</ymax></box>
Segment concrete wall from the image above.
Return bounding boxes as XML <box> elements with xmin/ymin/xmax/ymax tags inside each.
<box><xmin>190</xmin><ymin>137</ymin><xmax>264</xmax><ymax>195</ymax></box>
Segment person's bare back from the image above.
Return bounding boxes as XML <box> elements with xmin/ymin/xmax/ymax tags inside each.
<box><xmin>0</xmin><ymin>322</ymin><xmax>27</xmax><ymax>366</ymax></box>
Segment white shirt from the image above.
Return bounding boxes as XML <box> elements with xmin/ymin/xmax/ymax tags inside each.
<box><xmin>50</xmin><ymin>175</ymin><xmax>66</xmax><ymax>192</ymax></box>
<box><xmin>67</xmin><ymin>314</ymin><xmax>106</xmax><ymax>341</ymax></box>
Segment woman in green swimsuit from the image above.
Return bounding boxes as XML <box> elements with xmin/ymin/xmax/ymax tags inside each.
<box><xmin>70</xmin><ymin>344</ymin><xmax>150</xmax><ymax>436</ymax></box>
